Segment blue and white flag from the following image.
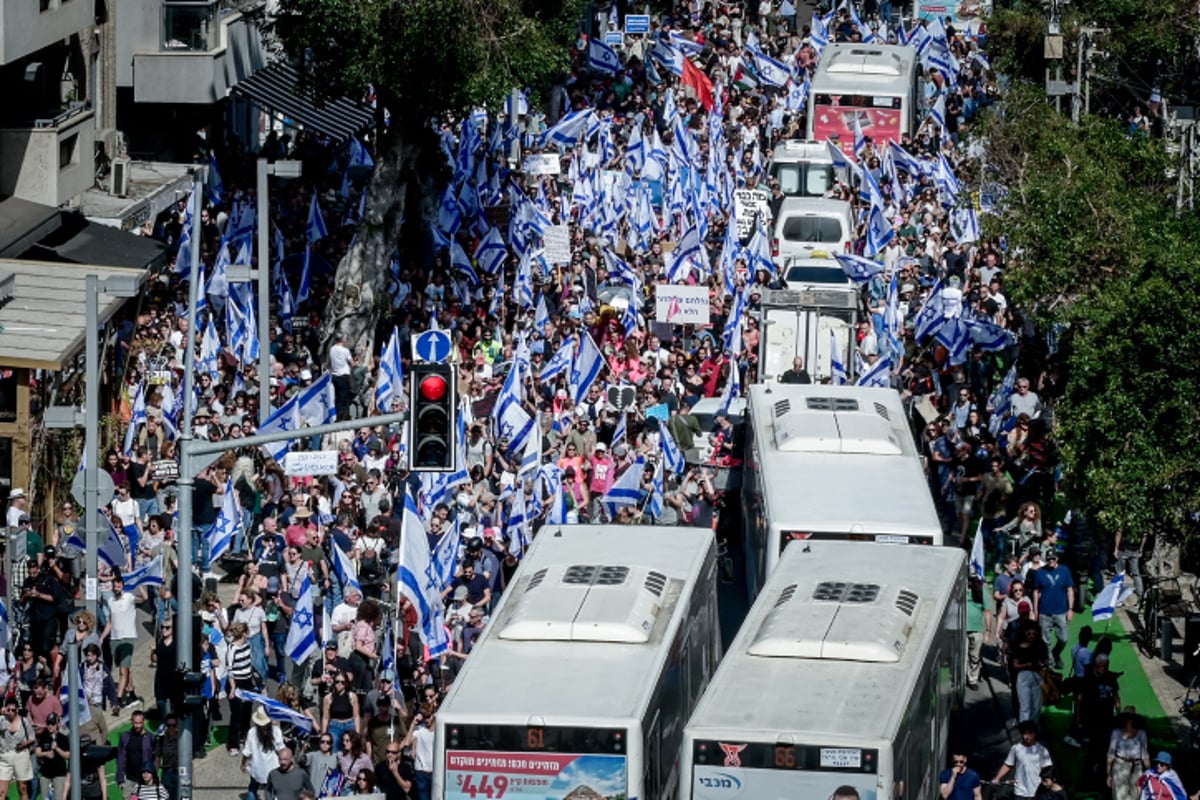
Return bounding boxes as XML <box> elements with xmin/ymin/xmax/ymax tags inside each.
<box><xmin>66</xmin><ymin>513</ymin><xmax>130</xmax><ymax>571</ymax></box>
<box><xmin>284</xmin><ymin>572</ymin><xmax>319</xmax><ymax>665</ymax></box>
<box><xmin>647</xmin><ymin>457</ymin><xmax>665</xmax><ymax>520</ymax></box>
<box><xmin>535</xmin><ymin>293</ymin><xmax>550</xmax><ymax>331</ymax></box>
<box><xmin>332</xmin><ymin>539</ymin><xmax>361</xmax><ymax>596</ymax></box>
<box><xmin>123</xmin><ymin>554</ymin><xmax>164</xmax><ymax>591</ymax></box>
<box><xmin>397</xmin><ymin>491</ymin><xmax>449</xmax><ymax>655</ymax></box>
<box><xmin>969</xmin><ymin>519</ymin><xmax>985</xmax><ymax>580</ymax></box>
<box><xmin>834</xmin><ymin>253</ymin><xmax>884</xmax><ymax>283</ymax></box>
<box><xmin>853</xmin><ymin>114</ymin><xmax>869</xmax><ymax>159</ymax></box>
<box><xmin>208</xmin><ymin>480</ymin><xmax>241</xmax><ymax>562</ymax></box>
<box><xmin>540</xmin><ymin>337</ymin><xmax>574</xmax><ymax>382</ymax></box>
<box><xmin>348</xmin><ymin>136</ymin><xmax>374</xmax><ymax>170</ymax></box>
<box><xmin>588</xmin><ymin>38</ymin><xmax>622</xmax><ymax>75</ymax></box>
<box><xmin>123</xmin><ymin>382</ymin><xmax>147</xmax><ymax>455</ymax></box>
<box><xmin>611</xmin><ymin>412</ymin><xmax>628</xmax><ymax>451</ymax></box>
<box><xmin>0</xmin><ymin>599</ymin><xmax>8</xmax><ymax>648</ymax></box>
<box><xmin>198</xmin><ymin>316</ymin><xmax>221</xmax><ymax>378</ymax></box>
<box><xmin>306</xmin><ymin>192</ymin><xmax>328</xmax><ymax>244</ymax></box>
<box><xmin>568</xmin><ymin>333</ymin><xmax>605</xmax><ymax>404</ymax></box>
<box><xmin>519</xmin><ymin>415</ymin><xmax>542</xmax><ymax>477</ymax></box>
<box><xmin>936</xmin><ymin>317</ymin><xmax>970</xmax><ymax>365</ymax></box>
<box><xmin>206</xmin><ymin>240</ymin><xmax>230</xmax><ymax>300</ymax></box>
<box><xmin>1091</xmin><ymin>573</ymin><xmax>1135</xmax><ymax>621</ymax></box>
<box><xmin>59</xmin><ymin>679</ymin><xmax>91</xmax><ymax>731</ymax></box>
<box><xmin>603</xmin><ymin>458</ymin><xmax>645</xmax><ymax>514</ymax></box>
<box><xmin>506</xmin><ymin>487</ymin><xmax>529</xmax><ymax>557</ymax></box>
<box><xmin>207</xmin><ymin>153</ymin><xmax>223</xmax><ymax>205</ymax></box>
<box><xmin>539</xmin><ymin>109</ymin><xmax>594</xmax><ymax>148</ymax></box>
<box><xmin>751</xmin><ymin>50</ymin><xmax>791</xmax><ymax>87</ymax></box>
<box><xmin>540</xmin><ymin>464</ymin><xmax>567</xmax><ymax>525</ymax></box>
<box><xmin>856</xmin><ymin>354</ymin><xmax>892</xmax><ymax>387</ymax></box>
<box><xmin>298</xmin><ymin>373</ymin><xmax>337</xmax><ymax>427</ymax></box>
<box><xmin>967</xmin><ymin>317</ymin><xmax>1015</xmax><ymax>352</ymax></box>
<box><xmin>474</xmin><ymin>226</ymin><xmax>508</xmax><ymax>276</ymax></box>
<box><xmin>864</xmin><ymin>204</ymin><xmax>895</xmax><ymax>257</ymax></box>
<box><xmin>235</xmin><ymin>690</ymin><xmax>315</xmax><ymax>732</ymax></box>
<box><xmin>830</xmin><ymin>329</ymin><xmax>848</xmax><ymax>385</ymax></box>
<box><xmin>375</xmin><ymin>327</ymin><xmax>404</xmax><ymax>412</ymax></box>
<box><xmin>257</xmin><ymin>395</ymin><xmax>302</xmax><ymax>462</ymax></box>
<box><xmin>651</xmin><ymin>39</ymin><xmax>684</xmax><ymax>76</ymax></box>
<box><xmin>661</xmin><ymin>424</ymin><xmax>685</xmax><ymax>475</ymax></box>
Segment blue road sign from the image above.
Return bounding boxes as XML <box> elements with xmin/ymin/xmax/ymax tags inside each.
<box><xmin>414</xmin><ymin>330</ymin><xmax>453</xmax><ymax>363</ymax></box>
<box><xmin>625</xmin><ymin>14</ymin><xmax>650</xmax><ymax>33</ymax></box>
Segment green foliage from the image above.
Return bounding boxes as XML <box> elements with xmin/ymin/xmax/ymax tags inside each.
<box><xmin>984</xmin><ymin>5</ymin><xmax>1049</xmax><ymax>82</ymax></box>
<box><xmin>273</xmin><ymin>0</ymin><xmax>585</xmax><ymax>131</ymax></box>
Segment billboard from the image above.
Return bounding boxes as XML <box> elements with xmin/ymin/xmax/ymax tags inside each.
<box><xmin>693</xmin><ymin>765</ymin><xmax>878</xmax><ymax>800</ymax></box>
<box><xmin>446</xmin><ymin>751</ymin><xmax>627</xmax><ymax>799</ymax></box>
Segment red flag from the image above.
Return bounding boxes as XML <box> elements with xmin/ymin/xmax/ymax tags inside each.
<box><xmin>681</xmin><ymin>57</ymin><xmax>715</xmax><ymax>112</ymax></box>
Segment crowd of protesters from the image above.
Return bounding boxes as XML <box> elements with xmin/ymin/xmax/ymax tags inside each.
<box><xmin>1</xmin><ymin>1</ymin><xmax>1197</xmax><ymax>799</ymax></box>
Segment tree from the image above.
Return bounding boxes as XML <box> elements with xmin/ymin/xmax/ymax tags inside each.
<box><xmin>272</xmin><ymin>0</ymin><xmax>585</xmax><ymax>359</ymax></box>
<box><xmin>976</xmin><ymin>78</ymin><xmax>1200</xmax><ymax>550</ymax></box>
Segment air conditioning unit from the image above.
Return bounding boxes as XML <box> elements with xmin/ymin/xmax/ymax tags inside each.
<box><xmin>111</xmin><ymin>157</ymin><xmax>130</xmax><ymax>197</ymax></box>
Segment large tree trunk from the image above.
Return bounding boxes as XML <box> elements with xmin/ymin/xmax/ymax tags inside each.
<box><xmin>319</xmin><ymin>127</ymin><xmax>421</xmax><ymax>364</ymax></box>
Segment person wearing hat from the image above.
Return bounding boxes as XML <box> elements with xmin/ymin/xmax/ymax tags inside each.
<box><xmin>241</xmin><ymin>705</ymin><xmax>285</xmax><ymax>800</ymax></box>
<box><xmin>1137</xmin><ymin>752</ymin><xmax>1187</xmax><ymax>800</ymax></box>
<box><xmin>5</xmin><ymin>488</ymin><xmax>26</xmax><ymax>529</ymax></box>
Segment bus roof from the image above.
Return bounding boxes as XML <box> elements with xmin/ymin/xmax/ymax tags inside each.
<box><xmin>747</xmin><ymin>384</ymin><xmax>940</xmax><ymax>536</ymax></box>
<box><xmin>685</xmin><ymin>541</ymin><xmax>965</xmax><ymax>743</ymax></box>
<box><xmin>810</xmin><ymin>43</ymin><xmax>918</xmax><ymax>93</ymax></box>
<box><xmin>438</xmin><ymin>525</ymin><xmax>714</xmax><ymax>727</ymax></box>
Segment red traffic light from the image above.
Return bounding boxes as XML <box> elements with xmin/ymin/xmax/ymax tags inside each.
<box><xmin>418</xmin><ymin>374</ymin><xmax>448</xmax><ymax>402</ymax></box>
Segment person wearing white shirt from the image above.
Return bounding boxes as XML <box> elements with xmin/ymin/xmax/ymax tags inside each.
<box><xmin>941</xmin><ymin>275</ymin><xmax>964</xmax><ymax>319</ymax></box>
<box><xmin>993</xmin><ymin>722</ymin><xmax>1053</xmax><ymax>800</ymax></box>
<box><xmin>5</xmin><ymin>489</ymin><xmax>26</xmax><ymax>528</ymax></box>
<box><xmin>1009</xmin><ymin>378</ymin><xmax>1043</xmax><ymax>419</ymax></box>
<box><xmin>328</xmin><ymin>333</ymin><xmax>357</xmax><ymax>421</ymax></box>
<box><xmin>403</xmin><ymin>710</ymin><xmax>437</xmax><ymax>799</ymax></box>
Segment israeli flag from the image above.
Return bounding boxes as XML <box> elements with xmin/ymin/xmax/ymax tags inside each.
<box><xmin>207</xmin><ymin>152</ymin><xmax>223</xmax><ymax>205</ymax></box>
<box><xmin>396</xmin><ymin>490</ymin><xmax>449</xmax><ymax>655</ymax></box>
<box><xmin>588</xmin><ymin>38</ymin><xmax>622</xmax><ymax>75</ymax></box>
<box><xmin>519</xmin><ymin>414</ymin><xmax>542</xmax><ymax>477</ymax></box>
<box><xmin>856</xmin><ymin>353</ymin><xmax>892</xmax><ymax>387</ymax></box>
<box><xmin>785</xmin><ymin>77</ymin><xmax>809</xmax><ymax>112</ymax></box>
<box><xmin>75</xmin><ymin>516</ymin><xmax>127</xmax><ymax>577</ymax></box>
<box><xmin>929</xmin><ymin>94</ymin><xmax>948</xmax><ymax>132</ymax></box>
<box><xmin>969</xmin><ymin>519</ymin><xmax>985</xmax><ymax>580</ymax></box>
<box><xmin>830</xmin><ymin>329</ymin><xmax>848</xmax><ymax>385</ymax></box>
<box><xmin>603</xmin><ymin>458</ymin><xmax>645</xmax><ymax>514</ymax></box>
<box><xmin>198</xmin><ymin>316</ymin><xmax>221</xmax><ymax>378</ymax></box>
<box><xmin>235</xmin><ymin>690</ymin><xmax>315</xmax><ymax>732</ymax></box>
<box><xmin>449</xmin><ymin>240</ymin><xmax>480</xmax><ymax>285</ymax></box>
<box><xmin>745</xmin><ymin>217</ymin><xmax>775</xmax><ymax>276</ymax></box>
<box><xmin>718</xmin><ymin>355</ymin><xmax>743</xmax><ymax>415</ymax></box>
<box><xmin>651</xmin><ymin>39</ymin><xmax>684</xmax><ymax>76</ymax></box>
<box><xmin>333</xmin><ymin>540</ymin><xmax>361</xmax><ymax>596</ymax></box>
<box><xmin>123</xmin><ymin>382</ymin><xmax>147</xmax><ymax>455</ymax></box>
<box><xmin>306</xmin><ymin>192</ymin><xmax>328</xmax><ymax>244</ymax></box>
<box><xmin>936</xmin><ymin>153</ymin><xmax>961</xmax><ymax>203</ymax></box>
<box><xmin>474</xmin><ymin>226</ymin><xmax>508</xmax><ymax>276</ymax></box>
<box><xmin>0</xmin><ymin>599</ymin><xmax>8</xmax><ymax>648</ymax></box>
<box><xmin>825</xmin><ymin>138</ymin><xmax>858</xmax><ymax>173</ymax></box>
<box><xmin>835</xmin><ymin>253</ymin><xmax>884</xmax><ymax>283</ymax></box>
<box><xmin>59</xmin><ymin>680</ymin><xmax>91</xmax><ymax>732</ymax></box>
<box><xmin>751</xmin><ymin>50</ymin><xmax>791</xmax><ymax>87</ymax></box>
<box><xmin>539</xmin><ymin>464</ymin><xmax>567</xmax><ymax>525</ymax></box>
<box><xmin>375</xmin><ymin>327</ymin><xmax>404</xmax><ymax>412</ymax></box>
<box><xmin>539</xmin><ymin>109</ymin><xmax>595</xmax><ymax>148</ymax></box>
<box><xmin>864</xmin><ymin>204</ymin><xmax>895</xmax><ymax>257</ymax></box>
<box><xmin>298</xmin><ymin>373</ymin><xmax>337</xmax><ymax>427</ymax></box>
<box><xmin>1092</xmin><ymin>574</ymin><xmax>1135</xmax><ymax>621</ymax></box>
<box><xmin>206</xmin><ymin>240</ymin><xmax>230</xmax><ymax>299</ymax></box>
<box><xmin>953</xmin><ymin>207</ymin><xmax>981</xmax><ymax>242</ymax></box>
<box><xmin>506</xmin><ymin>488</ymin><xmax>529</xmax><ymax>557</ymax></box>
<box><xmin>913</xmin><ymin>283</ymin><xmax>946</xmax><ymax>342</ymax></box>
<box><xmin>568</xmin><ymin>333</ymin><xmax>605</xmax><ymax>404</ymax></box>
<box><xmin>257</xmin><ymin>395</ymin><xmax>302</xmax><ymax>462</ymax></box>
<box><xmin>540</xmin><ymin>337</ymin><xmax>575</xmax><ymax>381</ymax></box>
<box><xmin>967</xmin><ymin>317</ymin><xmax>1016</xmax><ymax>352</ymax></box>
<box><xmin>667</xmin><ymin>224</ymin><xmax>704</xmax><ymax>283</ymax></box>
<box><xmin>284</xmin><ymin>572</ymin><xmax>318</xmax><ymax>665</ymax></box>
<box><xmin>208</xmin><ymin>480</ymin><xmax>242</xmax><ymax>562</ymax></box>
<box><xmin>348</xmin><ymin>136</ymin><xmax>374</xmax><ymax>170</ymax></box>
<box><xmin>647</xmin><ymin>458</ymin><xmax>665</xmax><ymax>519</ymax></box>
<box><xmin>669</xmin><ymin>31</ymin><xmax>706</xmax><ymax>57</ymax></box>
<box><xmin>496</xmin><ymin>361</ymin><xmax>534</xmax><ymax>455</ymax></box>
<box><xmin>122</xmin><ymin>554</ymin><xmax>164</xmax><ymax>591</ymax></box>
<box><xmin>611</xmin><ymin>412</ymin><xmax>628</xmax><ymax>451</ymax></box>
<box><xmin>936</xmin><ymin>318</ymin><xmax>970</xmax><ymax>365</ymax></box>
<box><xmin>534</xmin><ymin>293</ymin><xmax>550</xmax><ymax>331</ymax></box>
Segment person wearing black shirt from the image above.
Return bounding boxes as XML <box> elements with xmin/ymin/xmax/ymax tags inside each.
<box><xmin>191</xmin><ymin>465</ymin><xmax>223</xmax><ymax>574</ymax></box>
<box><xmin>34</xmin><ymin>713</ymin><xmax>69</xmax><ymax>800</ymax></box>
<box><xmin>127</xmin><ymin>448</ymin><xmax>158</xmax><ymax>521</ymax></box>
<box><xmin>780</xmin><ymin>357</ymin><xmax>813</xmax><ymax>384</ymax></box>
<box><xmin>375</xmin><ymin>741</ymin><xmax>414</xmax><ymax>800</ymax></box>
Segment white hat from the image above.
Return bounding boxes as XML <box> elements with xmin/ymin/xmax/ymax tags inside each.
<box><xmin>8</xmin><ymin>489</ymin><xmax>24</xmax><ymax>500</ymax></box>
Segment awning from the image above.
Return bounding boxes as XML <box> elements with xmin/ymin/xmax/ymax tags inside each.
<box><xmin>231</xmin><ymin>62</ymin><xmax>373</xmax><ymax>143</ymax></box>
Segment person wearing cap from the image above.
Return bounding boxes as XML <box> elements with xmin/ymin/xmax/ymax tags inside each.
<box><xmin>1031</xmin><ymin>546</ymin><xmax>1075</xmax><ymax>671</ymax></box>
<box><xmin>588</xmin><ymin>441</ymin><xmax>616</xmax><ymax>502</ymax></box>
<box><xmin>1137</xmin><ymin>751</ymin><xmax>1187</xmax><ymax>800</ymax></box>
<box><xmin>993</xmin><ymin>721</ymin><xmax>1052</xmax><ymax>800</ymax></box>
<box><xmin>5</xmin><ymin>488</ymin><xmax>27</xmax><ymax>529</ymax></box>
<box><xmin>33</xmin><ymin>711</ymin><xmax>68</xmax><ymax>800</ymax></box>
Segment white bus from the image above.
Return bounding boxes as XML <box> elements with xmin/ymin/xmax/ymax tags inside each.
<box><xmin>433</xmin><ymin>525</ymin><xmax>722</xmax><ymax>800</ymax></box>
<box><xmin>807</xmin><ymin>43</ymin><xmax>922</xmax><ymax>156</ymax></box>
<box><xmin>681</xmin><ymin>541</ymin><xmax>966</xmax><ymax>800</ymax></box>
<box><xmin>742</xmin><ymin>384</ymin><xmax>942</xmax><ymax>597</ymax></box>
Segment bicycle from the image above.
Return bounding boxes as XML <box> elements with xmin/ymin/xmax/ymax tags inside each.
<box><xmin>1136</xmin><ymin>575</ymin><xmax>1186</xmax><ymax>659</ymax></box>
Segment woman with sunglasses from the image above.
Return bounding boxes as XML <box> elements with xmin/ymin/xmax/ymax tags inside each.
<box><xmin>336</xmin><ymin>731</ymin><xmax>373</xmax><ymax>785</ymax></box>
<box><xmin>321</xmin><ymin>671</ymin><xmax>360</xmax><ymax>749</ymax></box>
<box><xmin>304</xmin><ymin>731</ymin><xmax>337</xmax><ymax>794</ymax></box>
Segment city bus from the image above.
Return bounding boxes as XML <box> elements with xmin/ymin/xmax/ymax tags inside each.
<box><xmin>680</xmin><ymin>541</ymin><xmax>966</xmax><ymax>800</ymax></box>
<box><xmin>807</xmin><ymin>43</ymin><xmax>922</xmax><ymax>155</ymax></box>
<box><xmin>433</xmin><ymin>525</ymin><xmax>722</xmax><ymax>800</ymax></box>
<box><xmin>741</xmin><ymin>384</ymin><xmax>942</xmax><ymax>597</ymax></box>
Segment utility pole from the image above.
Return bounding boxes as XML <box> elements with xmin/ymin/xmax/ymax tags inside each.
<box><xmin>1043</xmin><ymin>0</ymin><xmax>1068</xmax><ymax>113</ymax></box>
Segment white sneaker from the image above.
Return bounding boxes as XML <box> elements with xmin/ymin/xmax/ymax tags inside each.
<box><xmin>1062</xmin><ymin>735</ymin><xmax>1082</xmax><ymax>748</ymax></box>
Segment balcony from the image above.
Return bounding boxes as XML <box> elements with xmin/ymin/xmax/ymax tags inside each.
<box><xmin>0</xmin><ymin>102</ymin><xmax>94</xmax><ymax>206</ymax></box>
<box><xmin>131</xmin><ymin>0</ymin><xmax>265</xmax><ymax>104</ymax></box>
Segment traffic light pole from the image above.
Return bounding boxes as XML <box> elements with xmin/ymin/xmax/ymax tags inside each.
<box><xmin>409</xmin><ymin>363</ymin><xmax>456</xmax><ymax>471</ymax></box>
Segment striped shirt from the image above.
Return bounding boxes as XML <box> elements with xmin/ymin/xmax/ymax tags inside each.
<box><xmin>226</xmin><ymin>642</ymin><xmax>255</xmax><ymax>682</ymax></box>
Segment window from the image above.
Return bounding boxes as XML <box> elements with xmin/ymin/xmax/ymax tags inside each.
<box><xmin>781</xmin><ymin>216</ymin><xmax>844</xmax><ymax>243</ymax></box>
<box><xmin>39</xmin><ymin>0</ymin><xmax>53</xmax><ymax>12</ymax></box>
<box><xmin>59</xmin><ymin>134</ymin><xmax>79</xmax><ymax>170</ymax></box>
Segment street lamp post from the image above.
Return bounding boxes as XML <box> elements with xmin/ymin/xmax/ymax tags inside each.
<box><xmin>255</xmin><ymin>158</ymin><xmax>302</xmax><ymax>425</ymax></box>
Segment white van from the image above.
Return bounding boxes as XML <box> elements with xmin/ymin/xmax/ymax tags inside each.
<box><xmin>772</xmin><ymin>198</ymin><xmax>855</xmax><ymax>268</ymax></box>
<box><xmin>782</xmin><ymin>252</ymin><xmax>855</xmax><ymax>291</ymax></box>
<box><xmin>768</xmin><ymin>140</ymin><xmax>837</xmax><ymax>198</ymax></box>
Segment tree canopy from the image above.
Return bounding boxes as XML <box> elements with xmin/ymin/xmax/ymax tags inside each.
<box><xmin>273</xmin><ymin>0</ymin><xmax>585</xmax><ymax>129</ymax></box>
<box><xmin>976</xmin><ymin>78</ymin><xmax>1200</xmax><ymax>549</ymax></box>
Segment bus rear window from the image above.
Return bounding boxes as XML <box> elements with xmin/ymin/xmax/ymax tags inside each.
<box><xmin>772</xmin><ymin>164</ymin><xmax>835</xmax><ymax>197</ymax></box>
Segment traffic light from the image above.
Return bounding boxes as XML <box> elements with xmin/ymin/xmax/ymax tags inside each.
<box><xmin>408</xmin><ymin>363</ymin><xmax>456</xmax><ymax>472</ymax></box>
<box><xmin>180</xmin><ymin>671</ymin><xmax>207</xmax><ymax>709</ymax></box>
